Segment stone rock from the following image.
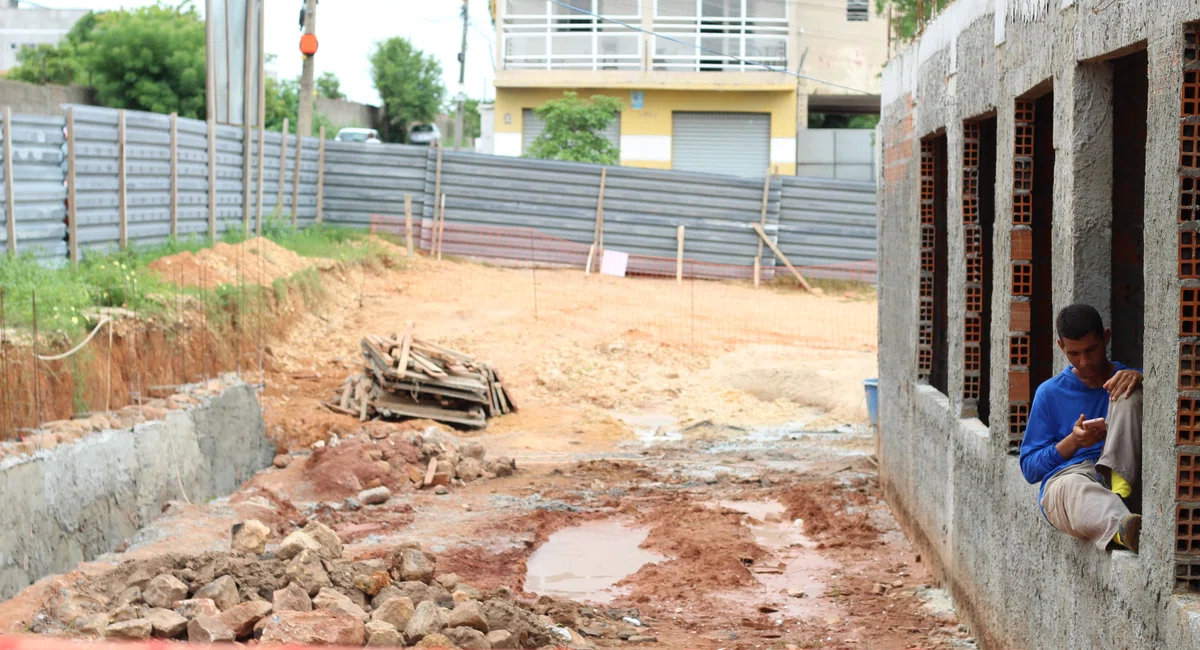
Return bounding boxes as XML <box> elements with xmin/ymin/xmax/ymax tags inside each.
<box><xmin>146</xmin><ymin>608</ymin><xmax>189</xmax><ymax>638</ymax></box>
<box><xmin>627</xmin><ymin>635</ymin><xmax>658</xmax><ymax>643</ymax></box>
<box><xmin>435</xmin><ymin>574</ymin><xmax>461</xmax><ymax>590</ymax></box>
<box><xmin>346</xmin><ymin>588</ymin><xmax>371</xmax><ymax>612</ymax></box>
<box><xmin>258</xmin><ymin>611</ymin><xmax>366</xmax><ymax>646</ymax></box>
<box><xmin>371</xmin><ymin>586</ymin><xmax>404</xmax><ymax>609</ymax></box>
<box><xmin>106</xmin><ymin>618</ymin><xmax>153</xmax><ymax>640</ymax></box>
<box><xmin>176</xmin><ymin>598</ymin><xmax>222</xmax><ymax>620</ymax></box>
<box><xmin>345</xmin><ymin>497</ymin><xmax>363</xmax><ymax>511</ymax></box>
<box><xmin>356</xmin><ymin>570</ymin><xmax>393</xmax><ymax>596</ymax></box>
<box><xmin>489</xmin><ymin>458</ymin><xmax>515</xmax><ymax>478</ymax></box>
<box><xmin>434</xmin><ymin>485</ymin><xmax>450</xmax><ymax>495</ymax></box>
<box><xmin>461</xmin><ymin>443</ymin><xmax>486</xmax><ymax>460</ymax></box>
<box><xmin>447</xmin><ymin>601</ymin><xmax>489</xmax><ymax>633</ymax></box>
<box><xmin>486</xmin><ymin>629</ymin><xmax>517</xmax><ymax>649</ymax></box>
<box><xmin>278</xmin><ymin>531</ymin><xmax>322</xmax><ymax>560</ymax></box>
<box><xmin>314</xmin><ymin>588</ymin><xmax>369</xmax><ymax>622</ymax></box>
<box><xmin>365</xmin><ymin>620</ymin><xmax>405</xmax><ymax>647</ymax></box>
<box><xmin>872</xmin><ymin>583</ymin><xmax>887</xmax><ymax>595</ymax></box>
<box><xmin>415</xmin><ymin>633</ymin><xmax>457</xmax><ymax>649</ymax></box>
<box><xmin>372</xmin><ymin>596</ymin><xmax>415</xmax><ymax>630</ymax></box>
<box><xmin>273</xmin><ymin>583</ymin><xmax>313</xmax><ymax>612</ymax></box>
<box><xmin>404</xmin><ymin>600</ymin><xmax>449</xmax><ymax>642</ymax></box>
<box><xmin>482</xmin><ymin>599</ymin><xmax>550</xmax><ymax>649</ymax></box>
<box><xmin>110</xmin><ymin>586</ymin><xmax>141</xmax><ymax>609</ymax></box>
<box><xmin>273</xmin><ymin>454</ymin><xmax>291</xmax><ymax>469</ymax></box>
<box><xmin>220</xmin><ymin>600</ymin><xmax>274</xmax><ymax>638</ymax></box>
<box><xmin>196</xmin><ymin>575</ymin><xmax>241</xmax><ymax>611</ymax></box>
<box><xmin>143</xmin><ymin>574</ymin><xmax>189</xmax><ymax>609</ymax></box>
<box><xmin>454</xmin><ymin>584</ymin><xmax>483</xmax><ymax>602</ymax></box>
<box><xmin>359</xmin><ymin>486</ymin><xmax>392</xmax><ymax>505</ymax></box>
<box><xmin>445</xmin><ymin>626</ymin><xmax>490</xmax><ymax>649</ymax></box>
<box><xmin>72</xmin><ymin>613</ymin><xmax>110</xmax><ymax>638</ymax></box>
<box><xmin>285</xmin><ymin>549</ymin><xmax>333</xmax><ymax>596</ymax></box>
<box><xmin>188</xmin><ymin>614</ymin><xmax>236</xmax><ymax>643</ymax></box>
<box><xmin>399</xmin><ymin>549</ymin><xmax>437</xmax><ymax>583</ymax></box>
<box><xmin>456</xmin><ymin>458</ymin><xmax>485</xmax><ymax>481</ymax></box>
<box><xmin>232</xmin><ymin>520</ymin><xmax>271</xmax><ymax>556</ymax></box>
<box><xmin>302</xmin><ymin>521</ymin><xmax>344</xmax><ymax>560</ymax></box>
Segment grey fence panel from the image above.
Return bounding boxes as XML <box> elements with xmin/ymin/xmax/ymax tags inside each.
<box><xmin>71</xmin><ymin>105</ymin><xmax>121</xmax><ymax>254</ymax></box>
<box><xmin>1</xmin><ymin>113</ymin><xmax>67</xmax><ymax>262</ymax></box>
<box><xmin>124</xmin><ymin>110</ymin><xmax>173</xmax><ymax>248</ymax></box>
<box><xmin>322</xmin><ymin>141</ymin><xmax>429</xmax><ymax>230</ymax></box>
<box><xmin>777</xmin><ymin>176</ymin><xmax>877</xmax><ymax>273</ymax></box>
<box><xmin>214</xmin><ymin>123</ymin><xmax>248</xmax><ymax>235</ymax></box>
<box><xmin>175</xmin><ymin>116</ymin><xmax>211</xmax><ymax>240</ymax></box>
<box><xmin>250</xmin><ymin>130</ymin><xmax>319</xmax><ymax>229</ymax></box>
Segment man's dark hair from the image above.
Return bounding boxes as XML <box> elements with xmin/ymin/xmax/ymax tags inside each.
<box><xmin>1056</xmin><ymin>304</ymin><xmax>1105</xmax><ymax>341</ymax></box>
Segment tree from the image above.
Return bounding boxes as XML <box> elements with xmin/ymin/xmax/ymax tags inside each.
<box><xmin>808</xmin><ymin>113</ymin><xmax>880</xmax><ymax>129</ymax></box>
<box><xmin>369</xmin><ymin>37</ymin><xmax>444</xmax><ymax>143</ymax></box>
<box><xmin>875</xmin><ymin>0</ymin><xmax>954</xmax><ymax>43</ymax></box>
<box><xmin>444</xmin><ymin>98</ymin><xmax>482</xmax><ymax>143</ymax></box>
<box><xmin>5</xmin><ymin>10</ymin><xmax>99</xmax><ymax>86</ymax></box>
<box><xmin>525</xmin><ymin>92</ymin><xmax>622</xmax><ymax>164</ymax></box>
<box><xmin>264</xmin><ymin>75</ymin><xmax>333</xmax><ymax>134</ymax></box>
<box><xmin>316</xmin><ymin>71</ymin><xmax>345</xmax><ymax>100</ymax></box>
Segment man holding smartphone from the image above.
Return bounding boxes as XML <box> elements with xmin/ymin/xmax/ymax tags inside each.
<box><xmin>1018</xmin><ymin>304</ymin><xmax>1143</xmax><ymax>553</ymax></box>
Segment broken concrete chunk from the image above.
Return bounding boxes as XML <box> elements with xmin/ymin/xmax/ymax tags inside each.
<box><xmin>399</xmin><ymin>549</ymin><xmax>436</xmax><ymax>584</ymax></box>
<box><xmin>146</xmin><ymin>608</ymin><xmax>189</xmax><ymax>638</ymax></box>
<box><xmin>195</xmin><ymin>575</ymin><xmax>241</xmax><ymax>611</ymax></box>
<box><xmin>415</xmin><ymin>632</ymin><xmax>457</xmax><ymax>649</ymax></box>
<box><xmin>447</xmin><ymin>601</ymin><xmax>489</xmax><ymax>634</ymax></box>
<box><xmin>106</xmin><ymin>618</ymin><xmax>153</xmax><ymax>640</ymax></box>
<box><xmin>272</xmin><ymin>582</ymin><xmax>314</xmax><ymax>613</ymax></box>
<box><xmin>143</xmin><ymin>574</ymin><xmax>189</xmax><ymax>609</ymax></box>
<box><xmin>219</xmin><ymin>600</ymin><xmax>274</xmax><ymax>638</ymax></box>
<box><xmin>188</xmin><ymin>614</ymin><xmax>236</xmax><ymax>643</ymax></box>
<box><xmin>231</xmin><ymin>520</ymin><xmax>271</xmax><ymax>556</ymax></box>
<box><xmin>444</xmin><ymin>626</ymin><xmax>490</xmax><ymax>649</ymax></box>
<box><xmin>365</xmin><ymin>620</ymin><xmax>405</xmax><ymax>647</ymax></box>
<box><xmin>485</xmin><ymin>629</ymin><xmax>516</xmax><ymax>649</ymax></box>
<box><xmin>371</xmin><ymin>596</ymin><xmax>415</xmax><ymax>630</ymax></box>
<box><xmin>285</xmin><ymin>549</ymin><xmax>333</xmax><ymax>596</ymax></box>
<box><xmin>359</xmin><ymin>486</ymin><xmax>392</xmax><ymax>505</ymax></box>
<box><xmin>258</xmin><ymin>611</ymin><xmax>366</xmax><ymax>646</ymax></box>
<box><xmin>302</xmin><ymin>521</ymin><xmax>344</xmax><ymax>560</ymax></box>
<box><xmin>278</xmin><ymin>531</ymin><xmax>322</xmax><ymax>560</ymax></box>
<box><xmin>404</xmin><ymin>600</ymin><xmax>449</xmax><ymax>642</ymax></box>
<box><xmin>176</xmin><ymin>598</ymin><xmax>221</xmax><ymax>620</ymax></box>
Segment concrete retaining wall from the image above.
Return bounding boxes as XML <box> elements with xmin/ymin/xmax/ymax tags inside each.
<box><xmin>0</xmin><ymin>382</ymin><xmax>274</xmax><ymax>601</ymax></box>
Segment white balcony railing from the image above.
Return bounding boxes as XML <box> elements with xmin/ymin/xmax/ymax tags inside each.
<box><xmin>503</xmin><ymin>1</ymin><xmax>643</xmax><ymax>71</ymax></box>
<box><xmin>651</xmin><ymin>15</ymin><xmax>788</xmax><ymax>72</ymax></box>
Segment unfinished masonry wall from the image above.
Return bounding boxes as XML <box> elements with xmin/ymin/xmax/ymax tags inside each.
<box><xmin>0</xmin><ymin>383</ymin><xmax>273</xmax><ymax>601</ymax></box>
<box><xmin>879</xmin><ymin>1</ymin><xmax>1200</xmax><ymax>648</ymax></box>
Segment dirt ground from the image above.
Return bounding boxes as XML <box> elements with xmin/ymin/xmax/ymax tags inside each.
<box><xmin>0</xmin><ymin>253</ymin><xmax>976</xmax><ymax>650</ymax></box>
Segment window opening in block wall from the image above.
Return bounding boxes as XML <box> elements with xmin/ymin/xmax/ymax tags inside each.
<box><xmin>1030</xmin><ymin>91</ymin><xmax>1056</xmax><ymax>393</ymax></box>
<box><xmin>1111</xmin><ymin>49</ymin><xmax>1148</xmax><ymax>370</ymax></box>
<box><xmin>963</xmin><ymin>117</ymin><xmax>996</xmax><ymax>425</ymax></box>
<box><xmin>930</xmin><ymin>133</ymin><xmax>950</xmax><ymax>396</ymax></box>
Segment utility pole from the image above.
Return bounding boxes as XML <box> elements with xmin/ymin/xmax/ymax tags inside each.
<box><xmin>454</xmin><ymin>0</ymin><xmax>469</xmax><ymax>150</ymax></box>
<box><xmin>297</xmin><ymin>0</ymin><xmax>318</xmax><ymax>137</ymax></box>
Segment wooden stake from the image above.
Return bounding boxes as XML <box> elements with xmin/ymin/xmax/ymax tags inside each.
<box><xmin>753</xmin><ymin>257</ymin><xmax>760</xmax><ymax>288</ymax></box>
<box><xmin>591</xmin><ymin>167</ymin><xmax>607</xmax><ymax>272</ymax></box>
<box><xmin>437</xmin><ymin>193</ymin><xmax>446</xmax><ymax>260</ymax></box>
<box><xmin>3</xmin><ymin>107</ymin><xmax>15</xmax><ymax>255</ymax></box>
<box><xmin>316</xmin><ymin>126</ymin><xmax>326</xmax><ymax>224</ymax></box>
<box><xmin>117</xmin><ymin>109</ymin><xmax>127</xmax><ymax>250</ymax></box>
<box><xmin>404</xmin><ymin>194</ymin><xmax>414</xmax><ymax>257</ymax></box>
<box><xmin>277</xmin><ymin>118</ymin><xmax>288</xmax><ymax>221</ymax></box>
<box><xmin>751</xmin><ymin>223</ymin><xmax>813</xmax><ymax>292</ymax></box>
<box><xmin>676</xmin><ymin>225</ymin><xmax>685</xmax><ymax>284</ymax></box>
<box><xmin>169</xmin><ymin>112</ymin><xmax>179</xmax><ymax>238</ymax></box>
<box><xmin>207</xmin><ymin>115</ymin><xmax>217</xmax><ymax>241</ymax></box>
<box><xmin>585</xmin><ymin>243</ymin><xmax>596</xmax><ymax>275</ymax></box>
<box><xmin>755</xmin><ymin>174</ymin><xmax>770</xmax><ymax>286</ymax></box>
<box><xmin>241</xmin><ymin>0</ymin><xmax>254</xmax><ymax>235</ymax></box>
<box><xmin>67</xmin><ymin>107</ymin><xmax>78</xmax><ymax>267</ymax></box>
<box><xmin>433</xmin><ymin>142</ymin><xmax>443</xmax><ymax>227</ymax></box>
<box><xmin>292</xmin><ymin>133</ymin><xmax>303</xmax><ymax>226</ymax></box>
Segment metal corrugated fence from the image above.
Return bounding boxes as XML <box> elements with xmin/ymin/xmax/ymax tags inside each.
<box><xmin>0</xmin><ymin>112</ymin><xmax>66</xmax><ymax>262</ymax></box>
<box><xmin>777</xmin><ymin>176</ymin><xmax>877</xmax><ymax>272</ymax></box>
<box><xmin>322</xmin><ymin>141</ymin><xmax>427</xmax><ymax>229</ymax></box>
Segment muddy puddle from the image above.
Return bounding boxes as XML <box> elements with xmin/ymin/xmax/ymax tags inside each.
<box><xmin>611</xmin><ymin>411</ymin><xmax>683</xmax><ymax>445</ymax></box>
<box><xmin>525</xmin><ymin>519</ymin><xmax>666</xmax><ymax>604</ymax></box>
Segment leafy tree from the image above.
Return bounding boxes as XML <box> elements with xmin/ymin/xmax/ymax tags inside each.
<box><xmin>316</xmin><ymin>71</ymin><xmax>345</xmax><ymax>100</ymax></box>
<box><xmin>525</xmin><ymin>92</ymin><xmax>622</xmax><ymax>164</ymax></box>
<box><xmin>369</xmin><ymin>37</ymin><xmax>444</xmax><ymax>143</ymax></box>
<box><xmin>808</xmin><ymin>113</ymin><xmax>880</xmax><ymax>129</ymax></box>
<box><xmin>875</xmin><ymin>0</ymin><xmax>954</xmax><ymax>43</ymax></box>
<box><xmin>5</xmin><ymin>10</ymin><xmax>99</xmax><ymax>85</ymax></box>
<box><xmin>444</xmin><ymin>98</ymin><xmax>482</xmax><ymax>143</ymax></box>
<box><xmin>264</xmin><ymin>75</ymin><xmax>333</xmax><ymax>134</ymax></box>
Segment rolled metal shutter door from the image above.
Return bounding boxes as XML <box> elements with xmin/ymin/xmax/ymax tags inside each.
<box><xmin>522</xmin><ymin>108</ymin><xmax>620</xmax><ymax>155</ymax></box>
<box><xmin>671</xmin><ymin>112</ymin><xmax>770</xmax><ymax>177</ymax></box>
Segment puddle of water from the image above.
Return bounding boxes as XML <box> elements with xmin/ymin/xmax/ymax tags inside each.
<box><xmin>718</xmin><ymin>499</ymin><xmax>786</xmax><ymax>522</ymax></box>
<box><xmin>525</xmin><ymin>519</ymin><xmax>665</xmax><ymax>604</ymax></box>
<box><xmin>611</xmin><ymin>411</ymin><xmax>683</xmax><ymax>445</ymax></box>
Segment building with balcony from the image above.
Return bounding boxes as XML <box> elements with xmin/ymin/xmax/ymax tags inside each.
<box><xmin>0</xmin><ymin>1</ymin><xmax>87</xmax><ymax>73</ymax></box>
<box><xmin>489</xmin><ymin>0</ymin><xmax>887</xmax><ymax>177</ymax></box>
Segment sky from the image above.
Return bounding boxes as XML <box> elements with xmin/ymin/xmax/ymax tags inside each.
<box><xmin>27</xmin><ymin>0</ymin><xmax>497</xmax><ymax>106</ymax></box>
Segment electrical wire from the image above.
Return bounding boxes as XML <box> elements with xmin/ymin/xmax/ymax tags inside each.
<box><xmin>543</xmin><ymin>0</ymin><xmax>873</xmax><ymax>94</ymax></box>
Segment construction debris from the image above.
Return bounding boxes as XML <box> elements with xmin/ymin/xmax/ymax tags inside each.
<box><xmin>325</xmin><ymin>329</ymin><xmax>516</xmax><ymax>429</ymax></box>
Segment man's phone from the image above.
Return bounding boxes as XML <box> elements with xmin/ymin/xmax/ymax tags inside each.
<box><xmin>1082</xmin><ymin>417</ymin><xmax>1105</xmax><ymax>428</ymax></box>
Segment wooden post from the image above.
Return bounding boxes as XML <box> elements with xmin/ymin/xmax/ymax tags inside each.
<box><xmin>117</xmin><ymin>109</ymin><xmax>127</xmax><ymax>250</ymax></box>
<box><xmin>753</xmin><ymin>258</ymin><xmax>760</xmax><ymax>288</ymax></box>
<box><xmin>591</xmin><ymin>167</ymin><xmax>606</xmax><ymax>272</ymax></box>
<box><xmin>433</xmin><ymin>143</ymin><xmax>443</xmax><ymax>224</ymax></box>
<box><xmin>242</xmin><ymin>122</ymin><xmax>252</xmax><ymax>235</ymax></box>
<box><xmin>241</xmin><ymin>0</ymin><xmax>253</xmax><ymax>235</ymax></box>
<box><xmin>207</xmin><ymin>115</ymin><xmax>217</xmax><ymax>241</ymax></box>
<box><xmin>67</xmin><ymin>107</ymin><xmax>78</xmax><ymax>267</ymax></box>
<box><xmin>291</xmin><ymin>134</ymin><xmax>303</xmax><ymax>227</ymax></box>
<box><xmin>676</xmin><ymin>225</ymin><xmax>685</xmax><ymax>284</ymax></box>
<box><xmin>755</xmin><ymin>174</ymin><xmax>770</xmax><ymax>286</ymax></box>
<box><xmin>404</xmin><ymin>194</ymin><xmax>414</xmax><ymax>257</ymax></box>
<box><xmin>316</xmin><ymin>126</ymin><xmax>326</xmax><ymax>224</ymax></box>
<box><xmin>3</xmin><ymin>107</ymin><xmax>15</xmax><ymax>255</ymax></box>
<box><xmin>585</xmin><ymin>244</ymin><xmax>595</xmax><ymax>275</ymax></box>
<box><xmin>255</xmin><ymin>0</ymin><xmax>266</xmax><ymax>237</ymax></box>
<box><xmin>169</xmin><ymin>112</ymin><xmax>179</xmax><ymax>238</ymax></box>
<box><xmin>751</xmin><ymin>223</ymin><xmax>813</xmax><ymax>292</ymax></box>
<box><xmin>436</xmin><ymin>193</ymin><xmax>446</xmax><ymax>260</ymax></box>
<box><xmin>255</xmin><ymin>122</ymin><xmax>266</xmax><ymax>236</ymax></box>
<box><xmin>277</xmin><ymin>118</ymin><xmax>289</xmax><ymax>222</ymax></box>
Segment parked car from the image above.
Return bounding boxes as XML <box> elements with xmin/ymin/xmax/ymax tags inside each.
<box><xmin>408</xmin><ymin>123</ymin><xmax>441</xmax><ymax>145</ymax></box>
<box><xmin>335</xmin><ymin>128</ymin><xmax>382</xmax><ymax>143</ymax></box>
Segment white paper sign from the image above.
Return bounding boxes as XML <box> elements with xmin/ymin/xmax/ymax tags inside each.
<box><xmin>599</xmin><ymin>250</ymin><xmax>629</xmax><ymax>277</ymax></box>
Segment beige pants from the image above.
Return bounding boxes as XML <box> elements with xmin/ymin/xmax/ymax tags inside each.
<box><xmin>1040</xmin><ymin>388</ymin><xmax>1141</xmax><ymax>550</ymax></box>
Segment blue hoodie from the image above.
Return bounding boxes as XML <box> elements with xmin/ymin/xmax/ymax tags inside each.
<box><xmin>1018</xmin><ymin>362</ymin><xmax>1135</xmax><ymax>505</ymax></box>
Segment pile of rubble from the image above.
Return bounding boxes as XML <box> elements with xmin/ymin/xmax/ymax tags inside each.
<box><xmin>33</xmin><ymin>520</ymin><xmax>564</xmax><ymax>648</ymax></box>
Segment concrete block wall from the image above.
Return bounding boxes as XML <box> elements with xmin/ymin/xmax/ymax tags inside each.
<box><xmin>878</xmin><ymin>0</ymin><xmax>1200</xmax><ymax>647</ymax></box>
<box><xmin>0</xmin><ymin>382</ymin><xmax>274</xmax><ymax>601</ymax></box>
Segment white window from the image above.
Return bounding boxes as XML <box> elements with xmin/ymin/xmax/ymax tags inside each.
<box><xmin>847</xmin><ymin>0</ymin><xmax>869</xmax><ymax>22</ymax></box>
<box><xmin>503</xmin><ymin>0</ymin><xmax>642</xmax><ymax>70</ymax></box>
<box><xmin>652</xmin><ymin>0</ymin><xmax>788</xmax><ymax>72</ymax></box>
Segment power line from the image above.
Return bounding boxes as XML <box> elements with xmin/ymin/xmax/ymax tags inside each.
<box><xmin>544</xmin><ymin>0</ymin><xmax>872</xmax><ymax>94</ymax></box>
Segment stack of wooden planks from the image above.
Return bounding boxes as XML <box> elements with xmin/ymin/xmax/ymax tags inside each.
<box><xmin>323</xmin><ymin>325</ymin><xmax>516</xmax><ymax>428</ymax></box>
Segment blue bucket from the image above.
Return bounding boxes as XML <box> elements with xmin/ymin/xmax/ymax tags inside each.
<box><xmin>863</xmin><ymin>378</ymin><xmax>879</xmax><ymax>427</ymax></box>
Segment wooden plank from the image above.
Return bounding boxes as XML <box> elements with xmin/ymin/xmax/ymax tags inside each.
<box><xmin>376</xmin><ymin>394</ymin><xmax>486</xmax><ymax>428</ymax></box>
<box><xmin>410</xmin><ymin>350</ymin><xmax>449</xmax><ymax>378</ymax></box>
<box><xmin>242</xmin><ymin>0</ymin><xmax>254</xmax><ymax>235</ymax></box>
<box><xmin>3</xmin><ymin>106</ymin><xmax>16</xmax><ymax>255</ymax></box>
<box><xmin>207</xmin><ymin>115</ymin><xmax>217</xmax><ymax>241</ymax></box>
<box><xmin>316</xmin><ymin>126</ymin><xmax>326</xmax><ymax>224</ymax></box>
<box><xmin>66</xmin><ymin>107</ymin><xmax>78</xmax><ymax>267</ymax></box>
<box><xmin>339</xmin><ymin>380</ymin><xmax>353</xmax><ymax>409</ymax></box>
<box><xmin>380</xmin><ymin>379</ymin><xmax>489</xmax><ymax>404</ymax></box>
<box><xmin>118</xmin><ymin>109</ymin><xmax>127</xmax><ymax>249</ymax></box>
<box><xmin>169</xmin><ymin>112</ymin><xmax>179</xmax><ymax>238</ymax></box>
<box><xmin>411</xmin><ymin>338</ymin><xmax>473</xmax><ymax>362</ymax></box>
<box><xmin>358</xmin><ymin>378</ymin><xmax>370</xmax><ymax>421</ymax></box>
<box><xmin>292</xmin><ymin>133</ymin><xmax>303</xmax><ymax>227</ymax></box>
<box><xmin>277</xmin><ymin>118</ymin><xmax>289</xmax><ymax>221</ymax></box>
<box><xmin>676</xmin><ymin>225</ymin><xmax>684</xmax><ymax>284</ymax></box>
<box><xmin>396</xmin><ymin>322</ymin><xmax>414</xmax><ymax>372</ymax></box>
<box><xmin>423</xmin><ymin>458</ymin><xmax>437</xmax><ymax>487</ymax></box>
<box><xmin>404</xmin><ymin>194</ymin><xmax>414</xmax><ymax>257</ymax></box>
<box><xmin>751</xmin><ymin>223</ymin><xmax>813</xmax><ymax>292</ymax></box>
<box><xmin>321</xmin><ymin>401</ymin><xmax>357</xmax><ymax>416</ymax></box>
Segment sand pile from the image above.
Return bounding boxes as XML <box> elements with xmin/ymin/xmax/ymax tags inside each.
<box><xmin>148</xmin><ymin>238</ymin><xmax>329</xmax><ymax>289</ymax></box>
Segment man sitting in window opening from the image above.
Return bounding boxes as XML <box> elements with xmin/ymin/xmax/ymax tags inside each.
<box><xmin>1019</xmin><ymin>304</ymin><xmax>1143</xmax><ymax>553</ymax></box>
